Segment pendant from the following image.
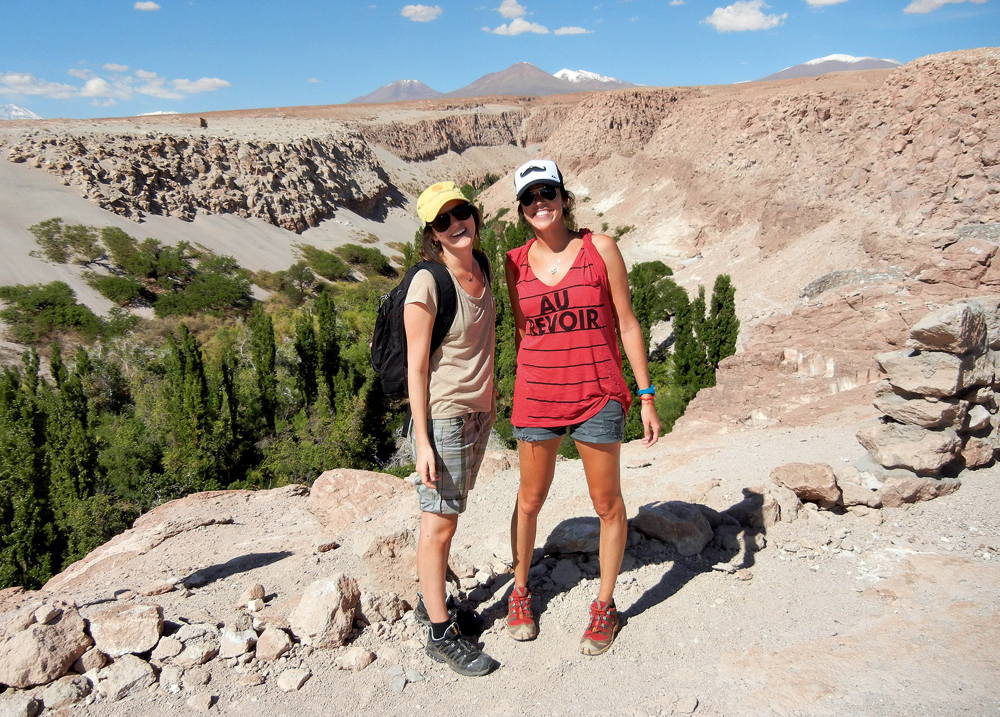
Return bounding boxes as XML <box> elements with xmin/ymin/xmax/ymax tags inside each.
<box><xmin>550</xmin><ymin>266</ymin><xmax>558</xmax><ymax>274</ymax></box>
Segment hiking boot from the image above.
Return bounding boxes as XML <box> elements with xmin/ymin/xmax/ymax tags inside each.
<box><xmin>413</xmin><ymin>592</ymin><xmax>457</xmax><ymax>627</ymax></box>
<box><xmin>506</xmin><ymin>586</ymin><xmax>537</xmax><ymax>641</ymax></box>
<box><xmin>579</xmin><ymin>599</ymin><xmax>618</xmax><ymax>656</ymax></box>
<box><xmin>425</xmin><ymin>623</ymin><xmax>495</xmax><ymax>677</ymax></box>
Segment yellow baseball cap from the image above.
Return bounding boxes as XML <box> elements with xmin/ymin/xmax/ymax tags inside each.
<box><xmin>417</xmin><ymin>182</ymin><xmax>467</xmax><ymax>225</ymax></box>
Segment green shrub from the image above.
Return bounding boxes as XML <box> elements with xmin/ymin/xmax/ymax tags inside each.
<box><xmin>0</xmin><ymin>281</ymin><xmax>103</xmax><ymax>343</ymax></box>
<box><xmin>28</xmin><ymin>218</ymin><xmax>103</xmax><ymax>265</ymax></box>
<box><xmin>336</xmin><ymin>244</ymin><xmax>392</xmax><ymax>276</ymax></box>
<box><xmin>85</xmin><ymin>274</ymin><xmax>146</xmax><ymax>306</ymax></box>
<box><xmin>298</xmin><ymin>244</ymin><xmax>352</xmax><ymax>281</ymax></box>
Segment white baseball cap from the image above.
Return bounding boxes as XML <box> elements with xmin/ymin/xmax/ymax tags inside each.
<box><xmin>513</xmin><ymin>159</ymin><xmax>564</xmax><ymax>201</ymax></box>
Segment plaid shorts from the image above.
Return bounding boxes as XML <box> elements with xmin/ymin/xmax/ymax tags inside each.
<box><xmin>409</xmin><ymin>411</ymin><xmax>494</xmax><ymax>515</ymax></box>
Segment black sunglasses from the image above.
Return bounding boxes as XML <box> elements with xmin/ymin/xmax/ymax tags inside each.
<box><xmin>518</xmin><ymin>185</ymin><xmax>559</xmax><ymax>207</ymax></box>
<box><xmin>429</xmin><ymin>202</ymin><xmax>474</xmax><ymax>233</ymax></box>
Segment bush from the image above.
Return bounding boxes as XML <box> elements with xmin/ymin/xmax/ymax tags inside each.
<box><xmin>336</xmin><ymin>244</ymin><xmax>392</xmax><ymax>276</ymax></box>
<box><xmin>85</xmin><ymin>273</ymin><xmax>147</xmax><ymax>306</ymax></box>
<box><xmin>154</xmin><ymin>255</ymin><xmax>252</xmax><ymax>318</ymax></box>
<box><xmin>298</xmin><ymin>244</ymin><xmax>352</xmax><ymax>281</ymax></box>
<box><xmin>0</xmin><ymin>281</ymin><xmax>103</xmax><ymax>344</ymax></box>
<box><xmin>28</xmin><ymin>218</ymin><xmax>103</xmax><ymax>265</ymax></box>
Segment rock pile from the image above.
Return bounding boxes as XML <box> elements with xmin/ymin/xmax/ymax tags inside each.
<box><xmin>858</xmin><ymin>298</ymin><xmax>999</xmax><ymax>480</ymax></box>
<box><xmin>5</xmin><ymin>130</ymin><xmax>390</xmax><ymax>233</ymax></box>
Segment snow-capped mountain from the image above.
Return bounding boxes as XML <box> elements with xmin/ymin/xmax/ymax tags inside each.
<box><xmin>758</xmin><ymin>54</ymin><xmax>903</xmax><ymax>82</ymax></box>
<box><xmin>0</xmin><ymin>104</ymin><xmax>42</xmax><ymax>120</ymax></box>
<box><xmin>553</xmin><ymin>69</ymin><xmax>632</xmax><ymax>86</ymax></box>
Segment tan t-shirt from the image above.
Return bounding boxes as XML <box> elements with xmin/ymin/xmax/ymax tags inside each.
<box><xmin>404</xmin><ymin>265</ymin><xmax>495</xmax><ymax>418</ymax></box>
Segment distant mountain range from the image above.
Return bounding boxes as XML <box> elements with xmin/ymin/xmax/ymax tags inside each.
<box><xmin>349</xmin><ymin>63</ymin><xmax>637</xmax><ymax>104</ymax></box>
<box><xmin>0</xmin><ymin>104</ymin><xmax>42</xmax><ymax>120</ymax></box>
<box><xmin>757</xmin><ymin>54</ymin><xmax>903</xmax><ymax>82</ymax></box>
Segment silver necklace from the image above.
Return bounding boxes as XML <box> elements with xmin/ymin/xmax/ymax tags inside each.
<box><xmin>550</xmin><ymin>256</ymin><xmax>561</xmax><ymax>275</ymax></box>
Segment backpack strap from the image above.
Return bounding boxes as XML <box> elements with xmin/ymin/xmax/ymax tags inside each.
<box><xmin>416</xmin><ymin>260</ymin><xmax>458</xmax><ymax>356</ymax></box>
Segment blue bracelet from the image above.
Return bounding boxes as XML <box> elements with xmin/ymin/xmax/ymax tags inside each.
<box><xmin>638</xmin><ymin>385</ymin><xmax>656</xmax><ymax>396</ymax></box>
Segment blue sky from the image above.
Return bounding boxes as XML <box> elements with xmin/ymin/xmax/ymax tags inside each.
<box><xmin>1</xmin><ymin>0</ymin><xmax>996</xmax><ymax>119</ymax></box>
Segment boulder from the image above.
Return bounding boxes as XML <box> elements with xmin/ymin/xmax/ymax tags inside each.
<box><xmin>218</xmin><ymin>629</ymin><xmax>258</xmax><ymax>659</ymax></box>
<box><xmin>72</xmin><ymin>646</ymin><xmax>109</xmax><ymax>674</ymax></box>
<box><xmin>0</xmin><ymin>694</ymin><xmax>41</xmax><ymax>717</ymax></box>
<box><xmin>254</xmin><ymin>627</ymin><xmax>292</xmax><ymax>661</ymax></box>
<box><xmin>87</xmin><ymin>603</ymin><xmax>163</xmax><ymax>657</ymax></box>
<box><xmin>0</xmin><ymin>604</ymin><xmax>92</xmax><ymax>689</ymax></box>
<box><xmin>39</xmin><ymin>674</ymin><xmax>91</xmax><ymax>709</ymax></box>
<box><xmin>839</xmin><ymin>483</ymin><xmax>883</xmax><ymax>508</ymax></box>
<box><xmin>150</xmin><ymin>636</ymin><xmax>182</xmax><ymax>661</ymax></box>
<box><xmin>543</xmin><ymin>516</ymin><xmax>601</xmax><ymax>555</ymax></box>
<box><xmin>289</xmin><ymin>575</ymin><xmax>360</xmax><ymax>649</ymax></box>
<box><xmin>873</xmin><ymin>386</ymin><xmax>968</xmax><ymax>429</ymax></box>
<box><xmin>550</xmin><ymin>559</ymin><xmax>583</xmax><ymax>588</ymax></box>
<box><xmin>632</xmin><ymin>502</ymin><xmax>714</xmax><ymax>556</ymax></box>
<box><xmin>878</xmin><ymin>476</ymin><xmax>962</xmax><ymax>508</ymax></box>
<box><xmin>962</xmin><ymin>436</ymin><xmax>996</xmax><ymax>468</ymax></box>
<box><xmin>357</xmin><ymin>592</ymin><xmax>409</xmax><ymax>625</ymax></box>
<box><xmin>875</xmin><ymin>350</ymin><xmax>972</xmax><ymax>398</ymax></box>
<box><xmin>965</xmin><ymin>296</ymin><xmax>1000</xmax><ymax>349</ymax></box>
<box><xmin>770</xmin><ymin>463</ymin><xmax>841</xmax><ymax>509</ymax></box>
<box><xmin>965</xmin><ymin>404</ymin><xmax>992</xmax><ymax>432</ymax></box>
<box><xmin>906</xmin><ymin>301</ymin><xmax>986</xmax><ymax>354</ymax></box>
<box><xmin>857</xmin><ymin>422</ymin><xmax>962</xmax><ymax>475</ymax></box>
<box><xmin>94</xmin><ymin>654</ymin><xmax>156</xmax><ymax>701</ymax></box>
<box><xmin>306</xmin><ymin>470</ymin><xmax>405</xmax><ymax>533</ymax></box>
<box><xmin>765</xmin><ymin>484</ymin><xmax>802</xmax><ymax>524</ymax></box>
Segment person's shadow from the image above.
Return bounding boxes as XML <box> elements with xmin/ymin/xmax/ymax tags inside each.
<box><xmin>469</xmin><ymin>488</ymin><xmax>767</xmax><ymax>635</ymax></box>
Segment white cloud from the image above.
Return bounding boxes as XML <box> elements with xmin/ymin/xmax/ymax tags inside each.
<box><xmin>103</xmin><ymin>63</ymin><xmax>129</xmax><ymax>72</ymax></box>
<box><xmin>134</xmin><ymin>1</ymin><xmax>161</xmax><ymax>10</ymax></box>
<box><xmin>491</xmin><ymin>17</ymin><xmax>549</xmax><ymax>34</ymax></box>
<box><xmin>307</xmin><ymin>78</ymin><xmax>320</xmax><ymax>83</ymax></box>
<box><xmin>903</xmin><ymin>0</ymin><xmax>986</xmax><ymax>12</ymax></box>
<box><xmin>806</xmin><ymin>0</ymin><xmax>848</xmax><ymax>5</ymax></box>
<box><xmin>401</xmin><ymin>4</ymin><xmax>442</xmax><ymax>21</ymax></box>
<box><xmin>704</xmin><ymin>1</ymin><xmax>786</xmax><ymax>31</ymax></box>
<box><xmin>80</xmin><ymin>77</ymin><xmax>133</xmax><ymax>101</ymax></box>
<box><xmin>670</xmin><ymin>0</ymin><xmax>684</xmax><ymax>5</ymax></box>
<box><xmin>173</xmin><ymin>77</ymin><xmax>231</xmax><ymax>93</ymax></box>
<box><xmin>136</xmin><ymin>73</ymin><xmax>184</xmax><ymax>99</ymax></box>
<box><xmin>0</xmin><ymin>73</ymin><xmax>79</xmax><ymax>99</ymax></box>
<box><xmin>497</xmin><ymin>0</ymin><xmax>527</xmax><ymax>18</ymax></box>
<box><xmin>67</xmin><ymin>68</ymin><xmax>93</xmax><ymax>79</ymax></box>
<box><xmin>554</xmin><ymin>26</ymin><xmax>592</xmax><ymax>34</ymax></box>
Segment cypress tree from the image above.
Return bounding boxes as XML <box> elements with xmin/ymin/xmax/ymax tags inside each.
<box><xmin>0</xmin><ymin>353</ymin><xmax>56</xmax><ymax>588</ymax></box>
<box><xmin>294</xmin><ymin>311</ymin><xmax>319</xmax><ymax>407</ymax></box>
<box><xmin>248</xmin><ymin>303</ymin><xmax>277</xmax><ymax>432</ymax></box>
<box><xmin>315</xmin><ymin>290</ymin><xmax>339</xmax><ymax>412</ymax></box>
<box><xmin>706</xmin><ymin>274</ymin><xmax>739</xmax><ymax>369</ymax></box>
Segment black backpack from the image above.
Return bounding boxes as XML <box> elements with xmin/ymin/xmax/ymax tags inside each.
<box><xmin>370</xmin><ymin>253</ymin><xmax>492</xmax><ymax>399</ymax></box>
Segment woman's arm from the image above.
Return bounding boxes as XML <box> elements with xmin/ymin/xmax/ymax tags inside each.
<box><xmin>505</xmin><ymin>255</ymin><xmax>527</xmax><ymax>354</ymax></box>
<box><xmin>592</xmin><ymin>233</ymin><xmax>662</xmax><ymax>447</ymax></box>
<box><xmin>404</xmin><ymin>300</ymin><xmax>438</xmax><ymax>484</ymax></box>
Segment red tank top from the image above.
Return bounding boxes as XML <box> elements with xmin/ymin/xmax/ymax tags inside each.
<box><xmin>507</xmin><ymin>229</ymin><xmax>632</xmax><ymax>428</ymax></box>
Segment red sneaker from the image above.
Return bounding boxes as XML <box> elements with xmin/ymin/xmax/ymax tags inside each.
<box><xmin>506</xmin><ymin>586</ymin><xmax>537</xmax><ymax>641</ymax></box>
<box><xmin>579</xmin><ymin>599</ymin><xmax>618</xmax><ymax>655</ymax></box>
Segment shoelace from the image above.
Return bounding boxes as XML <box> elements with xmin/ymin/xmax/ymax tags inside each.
<box><xmin>585</xmin><ymin>606</ymin><xmax>614</xmax><ymax>637</ymax></box>
<box><xmin>509</xmin><ymin>593</ymin><xmax>532</xmax><ymax>622</ymax></box>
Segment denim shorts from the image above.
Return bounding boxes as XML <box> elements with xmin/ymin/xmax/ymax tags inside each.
<box><xmin>512</xmin><ymin>399</ymin><xmax>625</xmax><ymax>444</ymax></box>
<box><xmin>409</xmin><ymin>411</ymin><xmax>493</xmax><ymax>515</ymax></box>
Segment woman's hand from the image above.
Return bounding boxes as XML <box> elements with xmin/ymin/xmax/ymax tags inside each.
<box><xmin>640</xmin><ymin>401</ymin><xmax>661</xmax><ymax>447</ymax></box>
<box><xmin>415</xmin><ymin>439</ymin><xmax>439</xmax><ymax>487</ymax></box>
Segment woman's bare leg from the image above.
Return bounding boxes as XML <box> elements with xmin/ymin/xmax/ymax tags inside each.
<box><xmin>417</xmin><ymin>511</ymin><xmax>459</xmax><ymax>623</ymax></box>
<box><xmin>510</xmin><ymin>437</ymin><xmax>561</xmax><ymax>588</ymax></box>
<box><xmin>575</xmin><ymin>440</ymin><xmax>626</xmax><ymax>605</ymax></box>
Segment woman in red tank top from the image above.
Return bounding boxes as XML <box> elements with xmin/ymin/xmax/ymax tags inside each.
<box><xmin>504</xmin><ymin>159</ymin><xmax>661</xmax><ymax>656</ymax></box>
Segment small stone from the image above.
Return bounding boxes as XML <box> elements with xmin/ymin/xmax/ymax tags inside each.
<box><xmin>183</xmin><ymin>667</ymin><xmax>212</xmax><ymax>689</ymax></box>
<box><xmin>386</xmin><ymin>665</ymin><xmax>405</xmax><ymax>677</ymax></box>
<box><xmin>159</xmin><ymin>664</ymin><xmax>184</xmax><ymax>693</ymax></box>
<box><xmin>405</xmin><ymin>669</ymin><xmax>424</xmax><ymax>682</ymax></box>
<box><xmin>186</xmin><ymin>693</ymin><xmax>214</xmax><ymax>712</ymax></box>
<box><xmin>335</xmin><ymin>648</ymin><xmax>376</xmax><ymax>671</ymax></box>
<box><xmin>675</xmin><ymin>696</ymin><xmax>699</xmax><ymax>714</ymax></box>
<box><xmin>240</xmin><ymin>584</ymin><xmax>265</xmax><ymax>605</ymax></box>
<box><xmin>390</xmin><ymin>675</ymin><xmax>407</xmax><ymax>693</ymax></box>
<box><xmin>239</xmin><ymin>673</ymin><xmax>265</xmax><ymax>686</ymax></box>
<box><xmin>139</xmin><ymin>581</ymin><xmax>176</xmax><ymax>597</ymax></box>
<box><xmin>246</xmin><ymin>599</ymin><xmax>265</xmax><ymax>613</ymax></box>
<box><xmin>315</xmin><ymin>541</ymin><xmax>339</xmax><ymax>553</ymax></box>
<box><xmin>33</xmin><ymin>605</ymin><xmax>62</xmax><ymax>625</ymax></box>
<box><xmin>151</xmin><ymin>636</ymin><xmax>183</xmax><ymax>661</ymax></box>
<box><xmin>40</xmin><ymin>674</ymin><xmax>92</xmax><ymax>709</ymax></box>
<box><xmin>276</xmin><ymin>668</ymin><xmax>311</xmax><ymax>692</ymax></box>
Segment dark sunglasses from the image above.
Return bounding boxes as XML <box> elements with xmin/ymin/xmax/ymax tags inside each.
<box><xmin>429</xmin><ymin>202</ymin><xmax>474</xmax><ymax>232</ymax></box>
<box><xmin>518</xmin><ymin>185</ymin><xmax>559</xmax><ymax>207</ymax></box>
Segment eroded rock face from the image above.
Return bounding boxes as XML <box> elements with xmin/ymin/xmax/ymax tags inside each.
<box><xmin>307</xmin><ymin>469</ymin><xmax>406</xmax><ymax>534</ymax></box>
<box><xmin>4</xmin><ymin>131</ymin><xmax>390</xmax><ymax>233</ymax></box>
